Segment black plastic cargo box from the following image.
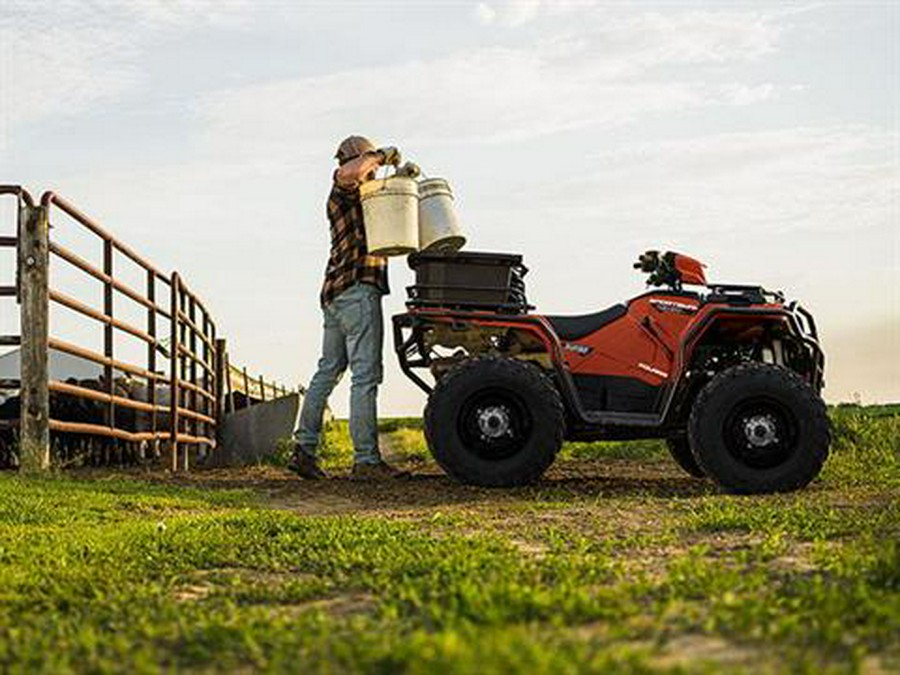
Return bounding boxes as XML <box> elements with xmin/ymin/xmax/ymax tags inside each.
<box><xmin>406</xmin><ymin>250</ymin><xmax>529</xmax><ymax>313</ymax></box>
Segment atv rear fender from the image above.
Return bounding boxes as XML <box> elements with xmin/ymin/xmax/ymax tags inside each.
<box><xmin>393</xmin><ymin>310</ymin><xmax>566</xmax><ymax>395</ymax></box>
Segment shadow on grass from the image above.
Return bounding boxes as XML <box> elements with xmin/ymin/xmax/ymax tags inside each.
<box><xmin>109</xmin><ymin>458</ymin><xmax>716</xmax><ymax>515</ymax></box>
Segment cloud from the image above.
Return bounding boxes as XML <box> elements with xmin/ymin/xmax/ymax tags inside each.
<box><xmin>528</xmin><ymin>7</ymin><xmax>783</xmax><ymax>79</ymax></box>
<box><xmin>106</xmin><ymin>0</ymin><xmax>253</xmax><ymax>29</ymax></box>
<box><xmin>474</xmin><ymin>0</ymin><xmax>785</xmax><ymax>61</ymax></box>
<box><xmin>719</xmin><ymin>83</ymin><xmax>775</xmax><ymax>106</ymax></box>
<box><xmin>2</xmin><ymin>0</ymin><xmax>254</xmax><ymax>30</ymax></box>
<box><xmin>475</xmin><ymin>0</ymin><xmax>542</xmax><ymax>27</ymax></box>
<box><xmin>474</xmin><ymin>2</ymin><xmax>497</xmax><ymax>25</ymax></box>
<box><xmin>503</xmin><ymin>0</ymin><xmax>542</xmax><ymax>26</ymax></box>
<box><xmin>0</xmin><ymin>0</ymin><xmax>255</xmax><ymax>136</ymax></box>
<box><xmin>196</xmin><ymin>50</ymin><xmax>751</xmax><ymax>153</ymax></box>
<box><xmin>195</xmin><ymin>7</ymin><xmax>788</xmax><ymax>156</ymax></box>
<box><xmin>0</xmin><ymin>25</ymin><xmax>138</xmax><ymax>131</ymax></box>
<box><xmin>2</xmin><ymin>4</ymin><xmax>786</xmax><ymax>149</ymax></box>
<box><xmin>604</xmin><ymin>9</ymin><xmax>781</xmax><ymax>64</ymax></box>
<box><xmin>519</xmin><ymin>126</ymin><xmax>899</xmax><ymax>238</ymax></box>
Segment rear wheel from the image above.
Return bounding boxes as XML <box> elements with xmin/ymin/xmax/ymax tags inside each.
<box><xmin>666</xmin><ymin>436</ymin><xmax>705</xmax><ymax>478</ymax></box>
<box><xmin>688</xmin><ymin>362</ymin><xmax>830</xmax><ymax>494</ymax></box>
<box><xmin>424</xmin><ymin>357</ymin><xmax>564</xmax><ymax>487</ymax></box>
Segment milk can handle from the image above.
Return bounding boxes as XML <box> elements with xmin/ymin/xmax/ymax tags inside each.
<box><xmin>375</xmin><ymin>163</ymin><xmax>396</xmax><ymax>191</ymax></box>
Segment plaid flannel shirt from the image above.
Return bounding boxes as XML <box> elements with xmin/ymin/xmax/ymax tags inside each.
<box><xmin>319</xmin><ymin>176</ymin><xmax>389</xmax><ymax>306</ymax></box>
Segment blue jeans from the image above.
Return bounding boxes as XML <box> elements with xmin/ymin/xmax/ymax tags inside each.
<box><xmin>294</xmin><ymin>283</ymin><xmax>384</xmax><ymax>465</ymax></box>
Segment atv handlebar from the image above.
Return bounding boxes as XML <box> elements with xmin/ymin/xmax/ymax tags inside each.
<box><xmin>634</xmin><ymin>250</ymin><xmax>661</xmax><ymax>273</ymax></box>
<box><xmin>635</xmin><ymin>250</ymin><xmax>680</xmax><ymax>288</ymax></box>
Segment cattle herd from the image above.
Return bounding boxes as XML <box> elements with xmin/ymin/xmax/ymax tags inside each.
<box><xmin>0</xmin><ymin>372</ymin><xmax>286</xmax><ymax>469</ymax></box>
<box><xmin>0</xmin><ymin>376</ymin><xmax>189</xmax><ymax>469</ymax></box>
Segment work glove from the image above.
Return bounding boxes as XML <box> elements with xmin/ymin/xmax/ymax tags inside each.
<box><xmin>377</xmin><ymin>146</ymin><xmax>402</xmax><ymax>166</ymax></box>
<box><xmin>395</xmin><ymin>161</ymin><xmax>421</xmax><ymax>179</ymax></box>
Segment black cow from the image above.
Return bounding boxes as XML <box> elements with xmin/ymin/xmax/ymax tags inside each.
<box><xmin>0</xmin><ymin>394</ymin><xmax>19</xmax><ymax>469</ymax></box>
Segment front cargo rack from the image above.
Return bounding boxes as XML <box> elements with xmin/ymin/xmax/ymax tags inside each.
<box><xmin>406</xmin><ymin>250</ymin><xmax>531</xmax><ymax>313</ymax></box>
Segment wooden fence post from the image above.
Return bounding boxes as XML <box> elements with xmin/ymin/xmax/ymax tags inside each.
<box><xmin>18</xmin><ymin>202</ymin><xmax>50</xmax><ymax>473</ymax></box>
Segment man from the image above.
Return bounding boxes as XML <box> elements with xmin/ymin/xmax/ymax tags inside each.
<box><xmin>289</xmin><ymin>135</ymin><xmax>413</xmax><ymax>480</ymax></box>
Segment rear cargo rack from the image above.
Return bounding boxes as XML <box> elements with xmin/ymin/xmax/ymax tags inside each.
<box><xmin>406</xmin><ymin>250</ymin><xmax>531</xmax><ymax>313</ymax></box>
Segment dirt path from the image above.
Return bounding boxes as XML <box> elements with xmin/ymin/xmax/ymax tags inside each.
<box><xmin>105</xmin><ymin>457</ymin><xmax>712</xmax><ymax>518</ymax></box>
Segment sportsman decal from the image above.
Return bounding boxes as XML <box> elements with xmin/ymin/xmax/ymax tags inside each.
<box><xmin>649</xmin><ymin>298</ymin><xmax>698</xmax><ymax>314</ymax></box>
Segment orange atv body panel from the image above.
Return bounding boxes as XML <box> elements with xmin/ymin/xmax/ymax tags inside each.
<box><xmin>393</xmin><ymin>250</ymin><xmax>823</xmax><ymax>439</ymax></box>
<box><xmin>550</xmin><ymin>293</ymin><xmax>787</xmax><ymax>385</ymax></box>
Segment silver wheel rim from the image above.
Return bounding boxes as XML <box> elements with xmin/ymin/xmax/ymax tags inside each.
<box><xmin>477</xmin><ymin>406</ymin><xmax>511</xmax><ymax>439</ymax></box>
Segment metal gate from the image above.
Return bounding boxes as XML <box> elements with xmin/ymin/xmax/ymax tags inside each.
<box><xmin>0</xmin><ymin>185</ymin><xmax>295</xmax><ymax>472</ymax></box>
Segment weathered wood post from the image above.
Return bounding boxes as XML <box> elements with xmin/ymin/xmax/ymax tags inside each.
<box><xmin>18</xmin><ymin>200</ymin><xmax>50</xmax><ymax>472</ymax></box>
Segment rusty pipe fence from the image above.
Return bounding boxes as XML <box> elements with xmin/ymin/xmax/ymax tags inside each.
<box><xmin>225</xmin><ymin>363</ymin><xmax>294</xmax><ymax>411</ymax></box>
<box><xmin>0</xmin><ymin>185</ymin><xmax>296</xmax><ymax>472</ymax></box>
<box><xmin>0</xmin><ymin>187</ymin><xmax>30</xmax><ymax>460</ymax></box>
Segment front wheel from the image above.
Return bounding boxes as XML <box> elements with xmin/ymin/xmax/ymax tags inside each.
<box><xmin>688</xmin><ymin>362</ymin><xmax>830</xmax><ymax>494</ymax></box>
<box><xmin>424</xmin><ymin>357</ymin><xmax>564</xmax><ymax>487</ymax></box>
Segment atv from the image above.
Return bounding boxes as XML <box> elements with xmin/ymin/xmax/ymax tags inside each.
<box><xmin>393</xmin><ymin>249</ymin><xmax>829</xmax><ymax>494</ymax></box>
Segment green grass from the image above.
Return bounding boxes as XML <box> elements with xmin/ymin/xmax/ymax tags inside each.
<box><xmin>317</xmin><ymin>420</ymin><xmax>667</xmax><ymax>468</ymax></box>
<box><xmin>0</xmin><ymin>407</ymin><xmax>897</xmax><ymax>673</ymax></box>
<box><xmin>273</xmin><ymin>419</ymin><xmax>432</xmax><ymax>469</ymax></box>
<box><xmin>559</xmin><ymin>438</ymin><xmax>666</xmax><ymax>461</ymax></box>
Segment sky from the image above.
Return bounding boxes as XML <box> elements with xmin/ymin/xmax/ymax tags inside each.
<box><xmin>1</xmin><ymin>0</ymin><xmax>898</xmax><ymax>416</ymax></box>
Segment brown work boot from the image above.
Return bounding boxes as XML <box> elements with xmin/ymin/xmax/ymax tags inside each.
<box><xmin>350</xmin><ymin>460</ymin><xmax>410</xmax><ymax>481</ymax></box>
<box><xmin>287</xmin><ymin>447</ymin><xmax>328</xmax><ymax>480</ymax></box>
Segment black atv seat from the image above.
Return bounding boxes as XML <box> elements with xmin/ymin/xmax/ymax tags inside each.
<box><xmin>544</xmin><ymin>304</ymin><xmax>627</xmax><ymax>341</ymax></box>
